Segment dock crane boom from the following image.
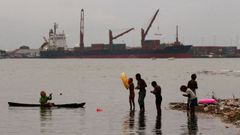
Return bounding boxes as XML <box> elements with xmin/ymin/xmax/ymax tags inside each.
<box><xmin>141</xmin><ymin>9</ymin><xmax>159</xmax><ymax>45</ymax></box>
<box><xmin>109</xmin><ymin>28</ymin><xmax>134</xmax><ymax>45</ymax></box>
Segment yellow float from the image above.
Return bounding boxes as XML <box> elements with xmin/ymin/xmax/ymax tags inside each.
<box><xmin>121</xmin><ymin>72</ymin><xmax>129</xmax><ymax>89</ymax></box>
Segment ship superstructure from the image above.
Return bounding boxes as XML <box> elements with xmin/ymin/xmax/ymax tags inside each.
<box><xmin>41</xmin><ymin>23</ymin><xmax>67</xmax><ymax>51</ymax></box>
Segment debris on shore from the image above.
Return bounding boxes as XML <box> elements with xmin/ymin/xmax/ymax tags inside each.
<box><xmin>169</xmin><ymin>98</ymin><xmax>240</xmax><ymax>127</ymax></box>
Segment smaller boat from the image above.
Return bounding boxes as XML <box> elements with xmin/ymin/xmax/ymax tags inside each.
<box><xmin>8</xmin><ymin>102</ymin><xmax>85</xmax><ymax>108</ymax></box>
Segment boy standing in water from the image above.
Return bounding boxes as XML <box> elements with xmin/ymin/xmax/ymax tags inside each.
<box><xmin>187</xmin><ymin>74</ymin><xmax>198</xmax><ymax>110</ymax></box>
<box><xmin>151</xmin><ymin>81</ymin><xmax>162</xmax><ymax>115</ymax></box>
<box><xmin>128</xmin><ymin>78</ymin><xmax>135</xmax><ymax>110</ymax></box>
<box><xmin>187</xmin><ymin>74</ymin><xmax>198</xmax><ymax>94</ymax></box>
<box><xmin>180</xmin><ymin>85</ymin><xmax>198</xmax><ymax>115</ymax></box>
<box><xmin>135</xmin><ymin>73</ymin><xmax>147</xmax><ymax>112</ymax></box>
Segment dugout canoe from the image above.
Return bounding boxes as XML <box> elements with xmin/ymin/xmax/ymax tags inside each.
<box><xmin>8</xmin><ymin>102</ymin><xmax>85</xmax><ymax>108</ymax></box>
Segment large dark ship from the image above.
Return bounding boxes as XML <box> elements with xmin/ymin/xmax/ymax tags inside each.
<box><xmin>40</xmin><ymin>9</ymin><xmax>192</xmax><ymax>58</ymax></box>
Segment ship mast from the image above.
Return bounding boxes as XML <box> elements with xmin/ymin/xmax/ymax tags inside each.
<box><xmin>176</xmin><ymin>25</ymin><xmax>179</xmax><ymax>43</ymax></box>
<box><xmin>54</xmin><ymin>22</ymin><xmax>57</xmax><ymax>35</ymax></box>
<box><xmin>174</xmin><ymin>25</ymin><xmax>181</xmax><ymax>46</ymax></box>
<box><xmin>80</xmin><ymin>9</ymin><xmax>84</xmax><ymax>50</ymax></box>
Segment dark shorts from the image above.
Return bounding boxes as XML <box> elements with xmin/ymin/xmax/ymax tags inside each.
<box><xmin>156</xmin><ymin>97</ymin><xmax>162</xmax><ymax>105</ymax></box>
<box><xmin>190</xmin><ymin>98</ymin><xmax>198</xmax><ymax>107</ymax></box>
<box><xmin>138</xmin><ymin>90</ymin><xmax>146</xmax><ymax>106</ymax></box>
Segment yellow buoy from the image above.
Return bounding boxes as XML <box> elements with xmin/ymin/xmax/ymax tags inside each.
<box><xmin>121</xmin><ymin>72</ymin><xmax>129</xmax><ymax>89</ymax></box>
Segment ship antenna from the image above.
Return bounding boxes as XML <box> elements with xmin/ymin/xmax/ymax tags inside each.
<box><xmin>54</xmin><ymin>22</ymin><xmax>57</xmax><ymax>34</ymax></box>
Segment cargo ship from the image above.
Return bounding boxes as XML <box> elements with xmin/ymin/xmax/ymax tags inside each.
<box><xmin>40</xmin><ymin>9</ymin><xmax>192</xmax><ymax>58</ymax></box>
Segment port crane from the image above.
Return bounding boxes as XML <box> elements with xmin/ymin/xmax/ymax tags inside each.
<box><xmin>141</xmin><ymin>9</ymin><xmax>159</xmax><ymax>46</ymax></box>
<box><xmin>109</xmin><ymin>28</ymin><xmax>134</xmax><ymax>45</ymax></box>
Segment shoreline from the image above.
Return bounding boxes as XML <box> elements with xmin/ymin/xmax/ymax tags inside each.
<box><xmin>169</xmin><ymin>98</ymin><xmax>240</xmax><ymax>127</ymax></box>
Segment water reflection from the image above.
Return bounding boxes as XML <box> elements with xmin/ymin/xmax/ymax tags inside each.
<box><xmin>122</xmin><ymin>110</ymin><xmax>147</xmax><ymax>135</ymax></box>
<box><xmin>181</xmin><ymin>112</ymin><xmax>198</xmax><ymax>135</ymax></box>
<box><xmin>40</xmin><ymin>107</ymin><xmax>53</xmax><ymax>134</ymax></box>
<box><xmin>153</xmin><ymin>111</ymin><xmax>162</xmax><ymax>135</ymax></box>
<box><xmin>138</xmin><ymin>111</ymin><xmax>146</xmax><ymax>134</ymax></box>
<box><xmin>129</xmin><ymin>110</ymin><xmax>135</xmax><ymax>130</ymax></box>
<box><xmin>187</xmin><ymin>113</ymin><xmax>198</xmax><ymax>135</ymax></box>
<box><xmin>40</xmin><ymin>107</ymin><xmax>52</xmax><ymax>121</ymax></box>
<box><xmin>122</xmin><ymin>110</ymin><xmax>135</xmax><ymax>134</ymax></box>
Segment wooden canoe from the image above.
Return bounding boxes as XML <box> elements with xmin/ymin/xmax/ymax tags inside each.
<box><xmin>8</xmin><ymin>102</ymin><xmax>85</xmax><ymax>108</ymax></box>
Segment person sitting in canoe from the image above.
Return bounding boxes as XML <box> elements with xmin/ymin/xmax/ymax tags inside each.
<box><xmin>39</xmin><ymin>91</ymin><xmax>54</xmax><ymax>106</ymax></box>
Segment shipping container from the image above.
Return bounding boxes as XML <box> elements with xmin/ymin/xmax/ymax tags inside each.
<box><xmin>91</xmin><ymin>44</ymin><xmax>104</xmax><ymax>50</ymax></box>
<box><xmin>142</xmin><ymin>40</ymin><xmax>160</xmax><ymax>50</ymax></box>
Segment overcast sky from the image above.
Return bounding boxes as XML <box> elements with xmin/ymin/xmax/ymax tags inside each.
<box><xmin>1</xmin><ymin>0</ymin><xmax>240</xmax><ymax>50</ymax></box>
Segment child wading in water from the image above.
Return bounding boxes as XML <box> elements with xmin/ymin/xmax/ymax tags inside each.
<box><xmin>180</xmin><ymin>85</ymin><xmax>198</xmax><ymax>115</ymax></box>
<box><xmin>151</xmin><ymin>81</ymin><xmax>162</xmax><ymax>115</ymax></box>
<box><xmin>187</xmin><ymin>74</ymin><xmax>198</xmax><ymax>94</ymax></box>
<box><xmin>135</xmin><ymin>73</ymin><xmax>147</xmax><ymax>112</ymax></box>
<box><xmin>187</xmin><ymin>74</ymin><xmax>198</xmax><ymax>111</ymax></box>
<box><xmin>128</xmin><ymin>78</ymin><xmax>135</xmax><ymax>110</ymax></box>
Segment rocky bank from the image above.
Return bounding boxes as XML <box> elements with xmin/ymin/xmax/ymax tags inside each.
<box><xmin>169</xmin><ymin>98</ymin><xmax>240</xmax><ymax>127</ymax></box>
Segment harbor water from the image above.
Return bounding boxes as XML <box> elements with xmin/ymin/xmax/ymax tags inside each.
<box><xmin>0</xmin><ymin>58</ymin><xmax>240</xmax><ymax>135</ymax></box>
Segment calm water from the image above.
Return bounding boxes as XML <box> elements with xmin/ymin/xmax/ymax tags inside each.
<box><xmin>0</xmin><ymin>58</ymin><xmax>240</xmax><ymax>135</ymax></box>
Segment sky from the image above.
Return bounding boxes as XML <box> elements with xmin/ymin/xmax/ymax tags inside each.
<box><xmin>1</xmin><ymin>0</ymin><xmax>240</xmax><ymax>50</ymax></box>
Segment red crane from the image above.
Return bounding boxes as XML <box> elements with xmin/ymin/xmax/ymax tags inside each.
<box><xmin>80</xmin><ymin>9</ymin><xmax>84</xmax><ymax>50</ymax></box>
<box><xmin>109</xmin><ymin>28</ymin><xmax>134</xmax><ymax>45</ymax></box>
<box><xmin>141</xmin><ymin>9</ymin><xmax>159</xmax><ymax>46</ymax></box>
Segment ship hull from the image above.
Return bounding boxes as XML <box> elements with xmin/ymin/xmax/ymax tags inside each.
<box><xmin>40</xmin><ymin>45</ymin><xmax>192</xmax><ymax>58</ymax></box>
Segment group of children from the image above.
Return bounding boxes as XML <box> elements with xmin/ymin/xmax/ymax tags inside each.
<box><xmin>128</xmin><ymin>73</ymin><xmax>162</xmax><ymax>114</ymax></box>
<box><xmin>39</xmin><ymin>73</ymin><xmax>198</xmax><ymax>115</ymax></box>
<box><xmin>128</xmin><ymin>73</ymin><xmax>198</xmax><ymax>115</ymax></box>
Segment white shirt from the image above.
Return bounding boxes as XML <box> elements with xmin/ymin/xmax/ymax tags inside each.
<box><xmin>186</xmin><ymin>89</ymin><xmax>196</xmax><ymax>100</ymax></box>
